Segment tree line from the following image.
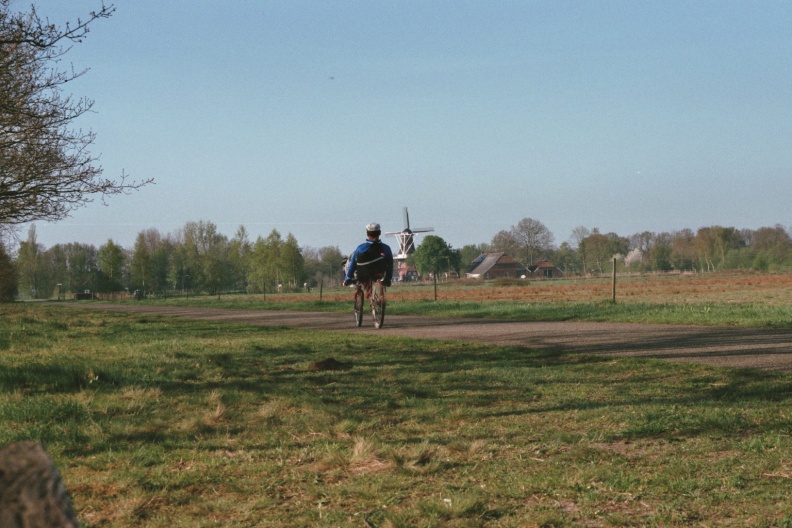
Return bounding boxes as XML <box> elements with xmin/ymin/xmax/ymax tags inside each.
<box><xmin>2</xmin><ymin>218</ymin><xmax>792</xmax><ymax>301</ymax></box>
<box><xmin>10</xmin><ymin>222</ymin><xmax>344</xmax><ymax>299</ymax></box>
<box><xmin>466</xmin><ymin>219</ymin><xmax>792</xmax><ymax>276</ymax></box>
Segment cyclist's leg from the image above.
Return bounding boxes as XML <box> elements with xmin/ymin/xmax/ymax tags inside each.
<box><xmin>371</xmin><ymin>280</ymin><xmax>386</xmax><ymax>329</ymax></box>
<box><xmin>353</xmin><ymin>284</ymin><xmax>364</xmax><ymax>327</ymax></box>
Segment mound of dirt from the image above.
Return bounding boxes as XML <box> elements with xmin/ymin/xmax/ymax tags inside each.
<box><xmin>309</xmin><ymin>358</ymin><xmax>351</xmax><ymax>371</ymax></box>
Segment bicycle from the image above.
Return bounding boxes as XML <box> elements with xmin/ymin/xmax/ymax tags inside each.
<box><xmin>350</xmin><ymin>273</ymin><xmax>386</xmax><ymax>329</ymax></box>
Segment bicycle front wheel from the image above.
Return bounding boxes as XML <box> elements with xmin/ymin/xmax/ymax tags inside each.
<box><xmin>354</xmin><ymin>286</ymin><xmax>364</xmax><ymax>327</ymax></box>
<box><xmin>371</xmin><ymin>281</ymin><xmax>386</xmax><ymax>329</ymax></box>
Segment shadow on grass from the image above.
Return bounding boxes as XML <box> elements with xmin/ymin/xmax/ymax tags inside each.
<box><xmin>5</xmin><ymin>307</ymin><xmax>792</xmax><ymax>450</ymax></box>
<box><xmin>388</xmin><ymin>317</ymin><xmax>792</xmax><ymax>371</ymax></box>
<box><xmin>193</xmin><ymin>333</ymin><xmax>792</xmax><ymax>438</ymax></box>
<box><xmin>0</xmin><ymin>361</ymin><xmax>96</xmax><ymax>393</ymax></box>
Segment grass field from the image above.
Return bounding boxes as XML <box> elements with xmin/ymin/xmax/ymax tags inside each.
<box><xmin>149</xmin><ymin>271</ymin><xmax>792</xmax><ymax>328</ymax></box>
<box><xmin>3</xmin><ymin>272</ymin><xmax>792</xmax><ymax>526</ymax></box>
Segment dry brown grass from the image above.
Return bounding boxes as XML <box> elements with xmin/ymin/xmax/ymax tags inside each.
<box><xmin>265</xmin><ymin>271</ymin><xmax>792</xmax><ymax>306</ymax></box>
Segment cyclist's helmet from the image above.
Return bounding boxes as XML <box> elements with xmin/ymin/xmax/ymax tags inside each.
<box><xmin>366</xmin><ymin>222</ymin><xmax>381</xmax><ymax>238</ymax></box>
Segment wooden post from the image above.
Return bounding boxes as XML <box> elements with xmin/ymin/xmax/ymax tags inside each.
<box><xmin>319</xmin><ymin>279</ymin><xmax>323</xmax><ymax>301</ymax></box>
<box><xmin>433</xmin><ymin>273</ymin><xmax>438</xmax><ymax>302</ymax></box>
<box><xmin>611</xmin><ymin>257</ymin><xmax>617</xmax><ymax>303</ymax></box>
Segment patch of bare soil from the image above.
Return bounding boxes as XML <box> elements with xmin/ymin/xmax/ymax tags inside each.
<box><xmin>309</xmin><ymin>358</ymin><xmax>351</xmax><ymax>371</ymax></box>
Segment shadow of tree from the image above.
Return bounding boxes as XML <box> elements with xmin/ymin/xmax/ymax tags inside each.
<box><xmin>4</xmin><ymin>308</ymin><xmax>792</xmax><ymax>453</ymax></box>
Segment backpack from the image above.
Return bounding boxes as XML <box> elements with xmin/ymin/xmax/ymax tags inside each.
<box><xmin>354</xmin><ymin>241</ymin><xmax>387</xmax><ymax>279</ymax></box>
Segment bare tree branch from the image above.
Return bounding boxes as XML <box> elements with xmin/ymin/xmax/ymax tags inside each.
<box><xmin>0</xmin><ymin>1</ymin><xmax>152</xmax><ymax>227</ymax></box>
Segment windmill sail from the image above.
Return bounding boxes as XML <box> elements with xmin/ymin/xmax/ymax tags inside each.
<box><xmin>385</xmin><ymin>207</ymin><xmax>434</xmax><ymax>259</ymax></box>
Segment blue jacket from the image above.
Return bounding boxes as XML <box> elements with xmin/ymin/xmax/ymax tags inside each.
<box><xmin>345</xmin><ymin>239</ymin><xmax>394</xmax><ymax>283</ymax></box>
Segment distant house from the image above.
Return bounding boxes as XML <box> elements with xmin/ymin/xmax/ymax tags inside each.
<box><xmin>398</xmin><ymin>265</ymin><xmax>420</xmax><ymax>282</ymax></box>
<box><xmin>528</xmin><ymin>260</ymin><xmax>564</xmax><ymax>279</ymax></box>
<box><xmin>466</xmin><ymin>253</ymin><xmax>528</xmax><ymax>279</ymax></box>
<box><xmin>466</xmin><ymin>254</ymin><xmax>487</xmax><ymax>274</ymax></box>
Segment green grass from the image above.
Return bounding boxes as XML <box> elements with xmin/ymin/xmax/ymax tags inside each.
<box><xmin>3</xmin><ymin>304</ymin><xmax>792</xmax><ymax>526</ymax></box>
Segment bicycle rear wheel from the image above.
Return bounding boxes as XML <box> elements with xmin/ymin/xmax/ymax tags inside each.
<box><xmin>353</xmin><ymin>286</ymin><xmax>364</xmax><ymax>327</ymax></box>
<box><xmin>371</xmin><ymin>281</ymin><xmax>386</xmax><ymax>329</ymax></box>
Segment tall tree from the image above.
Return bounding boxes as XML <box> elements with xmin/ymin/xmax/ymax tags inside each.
<box><xmin>280</xmin><ymin>233</ymin><xmax>304</xmax><ymax>288</ymax></box>
<box><xmin>43</xmin><ymin>243</ymin><xmax>67</xmax><ymax>296</ymax></box>
<box><xmin>16</xmin><ymin>224</ymin><xmax>43</xmax><ymax>297</ymax></box>
<box><xmin>489</xmin><ymin>230</ymin><xmax>519</xmax><ymax>257</ymax></box>
<box><xmin>318</xmin><ymin>246</ymin><xmax>344</xmax><ymax>283</ymax></box>
<box><xmin>647</xmin><ymin>232</ymin><xmax>673</xmax><ymax>272</ymax></box>
<box><xmin>46</xmin><ymin>242</ymin><xmax>97</xmax><ymax>294</ymax></box>
<box><xmin>227</xmin><ymin>226</ymin><xmax>251</xmax><ymax>292</ymax></box>
<box><xmin>569</xmin><ymin>226</ymin><xmax>591</xmax><ymax>250</ymax></box>
<box><xmin>579</xmin><ymin>230</ymin><xmax>610</xmax><ymax>274</ymax></box>
<box><xmin>97</xmin><ymin>239</ymin><xmax>125</xmax><ymax>292</ymax></box>
<box><xmin>553</xmin><ymin>241</ymin><xmax>582</xmax><ymax>275</ymax></box>
<box><xmin>414</xmin><ymin>235</ymin><xmax>456</xmax><ymax>278</ymax></box>
<box><xmin>670</xmin><ymin>229</ymin><xmax>696</xmax><ymax>271</ymax></box>
<box><xmin>167</xmin><ymin>230</ymin><xmax>191</xmax><ymax>293</ymax></box>
<box><xmin>248</xmin><ymin>237</ymin><xmax>268</xmax><ymax>294</ymax></box>
<box><xmin>0</xmin><ymin>2</ymin><xmax>151</xmax><ymax>231</ymax></box>
<box><xmin>628</xmin><ymin>231</ymin><xmax>672</xmax><ymax>272</ymax></box>
<box><xmin>262</xmin><ymin>229</ymin><xmax>282</xmax><ymax>290</ymax></box>
<box><xmin>0</xmin><ymin>241</ymin><xmax>16</xmax><ymax>301</ymax></box>
<box><xmin>182</xmin><ymin>221</ymin><xmax>228</xmax><ymax>294</ymax></box>
<box><xmin>750</xmin><ymin>225</ymin><xmax>792</xmax><ymax>269</ymax></box>
<box><xmin>129</xmin><ymin>229</ymin><xmax>171</xmax><ymax>293</ymax></box>
<box><xmin>510</xmin><ymin>217</ymin><xmax>554</xmax><ymax>265</ymax></box>
<box><xmin>694</xmin><ymin>226</ymin><xmax>744</xmax><ymax>271</ymax></box>
<box><xmin>304</xmin><ymin>245</ymin><xmax>344</xmax><ymax>286</ymax></box>
<box><xmin>249</xmin><ymin>229</ymin><xmax>283</xmax><ymax>293</ymax></box>
<box><xmin>129</xmin><ymin>232</ymin><xmax>153</xmax><ymax>292</ymax></box>
<box><xmin>569</xmin><ymin>226</ymin><xmax>592</xmax><ymax>273</ymax></box>
<box><xmin>579</xmin><ymin>230</ymin><xmax>628</xmax><ymax>274</ymax></box>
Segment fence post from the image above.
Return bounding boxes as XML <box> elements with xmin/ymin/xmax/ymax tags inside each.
<box><xmin>319</xmin><ymin>279</ymin><xmax>323</xmax><ymax>302</ymax></box>
<box><xmin>612</xmin><ymin>257</ymin><xmax>617</xmax><ymax>304</ymax></box>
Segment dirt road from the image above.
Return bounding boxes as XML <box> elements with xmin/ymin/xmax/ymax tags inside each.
<box><xmin>71</xmin><ymin>303</ymin><xmax>792</xmax><ymax>371</ymax></box>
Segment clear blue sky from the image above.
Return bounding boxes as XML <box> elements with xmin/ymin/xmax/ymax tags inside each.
<box><xmin>25</xmin><ymin>0</ymin><xmax>792</xmax><ymax>254</ymax></box>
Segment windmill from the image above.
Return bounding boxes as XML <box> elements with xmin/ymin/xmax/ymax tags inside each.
<box><xmin>386</xmin><ymin>207</ymin><xmax>434</xmax><ymax>263</ymax></box>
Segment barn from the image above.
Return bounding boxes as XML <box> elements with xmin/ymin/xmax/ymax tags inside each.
<box><xmin>528</xmin><ymin>260</ymin><xmax>564</xmax><ymax>279</ymax></box>
<box><xmin>466</xmin><ymin>253</ymin><xmax>528</xmax><ymax>279</ymax></box>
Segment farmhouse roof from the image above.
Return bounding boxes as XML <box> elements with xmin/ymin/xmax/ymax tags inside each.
<box><xmin>468</xmin><ymin>253</ymin><xmax>505</xmax><ymax>276</ymax></box>
<box><xmin>468</xmin><ymin>252</ymin><xmax>526</xmax><ymax>277</ymax></box>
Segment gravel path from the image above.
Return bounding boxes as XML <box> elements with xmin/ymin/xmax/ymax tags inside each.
<box><xmin>70</xmin><ymin>303</ymin><xmax>792</xmax><ymax>371</ymax></box>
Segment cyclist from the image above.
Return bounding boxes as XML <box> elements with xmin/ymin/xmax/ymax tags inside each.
<box><xmin>344</xmin><ymin>222</ymin><xmax>394</xmax><ymax>287</ymax></box>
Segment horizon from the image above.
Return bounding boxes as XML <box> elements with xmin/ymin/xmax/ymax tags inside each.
<box><xmin>16</xmin><ymin>216</ymin><xmax>791</xmax><ymax>255</ymax></box>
